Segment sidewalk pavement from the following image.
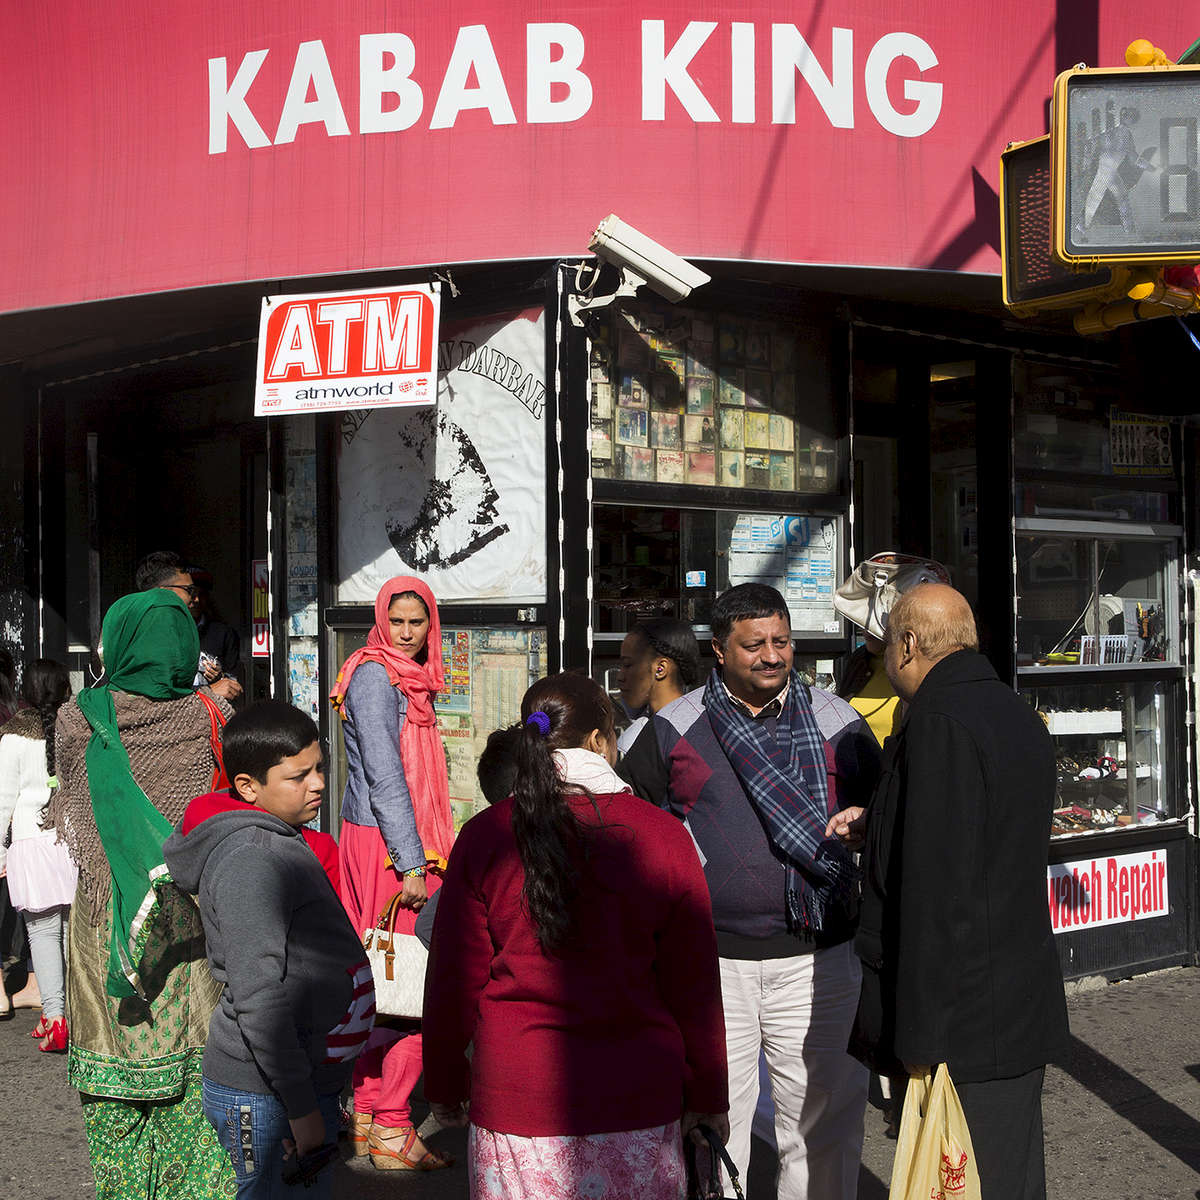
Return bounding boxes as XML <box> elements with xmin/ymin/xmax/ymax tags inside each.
<box><xmin>4</xmin><ymin>966</ymin><xmax>1199</xmax><ymax>1199</ymax></box>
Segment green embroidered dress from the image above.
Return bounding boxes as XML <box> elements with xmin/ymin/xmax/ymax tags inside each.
<box><xmin>49</xmin><ymin>592</ymin><xmax>236</xmax><ymax>1199</ymax></box>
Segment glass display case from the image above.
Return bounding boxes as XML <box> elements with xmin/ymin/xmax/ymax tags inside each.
<box><xmin>1015</xmin><ymin>519</ymin><xmax>1178</xmax><ymax>668</ymax></box>
<box><xmin>1019</xmin><ymin>676</ymin><xmax>1180</xmax><ymax>836</ymax></box>
<box><xmin>1015</xmin><ymin>515</ymin><xmax>1183</xmax><ymax>839</ymax></box>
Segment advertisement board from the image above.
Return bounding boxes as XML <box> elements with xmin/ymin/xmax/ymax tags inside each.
<box><xmin>255</xmin><ymin>285</ymin><xmax>439</xmax><ymax>415</ymax></box>
<box><xmin>721</xmin><ymin>512</ymin><xmax>840</xmax><ymax>634</ymax></box>
<box><xmin>337</xmin><ymin>308</ymin><xmax>546</xmax><ymax>604</ymax></box>
<box><xmin>6</xmin><ymin>6</ymin><xmax>1197</xmax><ymax>314</ymax></box>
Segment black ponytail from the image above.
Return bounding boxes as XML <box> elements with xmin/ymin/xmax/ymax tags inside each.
<box><xmin>39</xmin><ymin>704</ymin><xmax>56</xmax><ymax>780</ymax></box>
<box><xmin>510</xmin><ymin>673</ymin><xmax>615</xmax><ymax>955</ymax></box>
<box><xmin>22</xmin><ymin>661</ymin><xmax>72</xmax><ymax>808</ymax></box>
<box><xmin>628</xmin><ymin>618</ymin><xmax>702</xmax><ymax>690</ymax></box>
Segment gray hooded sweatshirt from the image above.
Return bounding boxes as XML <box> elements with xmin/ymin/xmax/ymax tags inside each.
<box><xmin>164</xmin><ymin>807</ymin><xmax>373</xmax><ymax>1118</ymax></box>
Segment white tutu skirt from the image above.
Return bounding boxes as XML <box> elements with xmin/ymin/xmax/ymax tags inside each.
<box><xmin>6</xmin><ymin>830</ymin><xmax>77</xmax><ymax>911</ymax></box>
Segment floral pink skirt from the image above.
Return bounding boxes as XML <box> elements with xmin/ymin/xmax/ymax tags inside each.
<box><xmin>469</xmin><ymin>1120</ymin><xmax>685</xmax><ymax>1200</ymax></box>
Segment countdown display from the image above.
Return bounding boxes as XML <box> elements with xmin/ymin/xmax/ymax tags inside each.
<box><xmin>1054</xmin><ymin>65</ymin><xmax>1200</xmax><ymax>265</ymax></box>
<box><xmin>1000</xmin><ymin>135</ymin><xmax>1121</xmax><ymax>316</ymax></box>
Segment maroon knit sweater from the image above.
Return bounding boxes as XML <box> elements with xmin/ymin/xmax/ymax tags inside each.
<box><xmin>422</xmin><ymin>791</ymin><xmax>728</xmax><ymax>1137</ymax></box>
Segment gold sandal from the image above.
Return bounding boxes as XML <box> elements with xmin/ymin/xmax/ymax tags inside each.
<box><xmin>367</xmin><ymin>1123</ymin><xmax>454</xmax><ymax>1171</ymax></box>
<box><xmin>349</xmin><ymin>1112</ymin><xmax>372</xmax><ymax>1157</ymax></box>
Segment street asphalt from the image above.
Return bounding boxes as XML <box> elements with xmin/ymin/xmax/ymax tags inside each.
<box><xmin>4</xmin><ymin>966</ymin><xmax>1199</xmax><ymax>1198</ymax></box>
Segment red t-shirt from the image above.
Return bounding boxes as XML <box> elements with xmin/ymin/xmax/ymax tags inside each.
<box><xmin>422</xmin><ymin>791</ymin><xmax>728</xmax><ymax>1137</ymax></box>
<box><xmin>180</xmin><ymin>791</ymin><xmax>340</xmax><ymax>892</ymax></box>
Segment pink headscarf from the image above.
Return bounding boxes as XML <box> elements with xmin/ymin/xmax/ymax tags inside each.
<box><xmin>330</xmin><ymin>576</ymin><xmax>454</xmax><ymax>870</ymax></box>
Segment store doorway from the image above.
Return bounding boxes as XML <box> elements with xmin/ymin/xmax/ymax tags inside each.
<box><xmin>52</xmin><ymin>369</ymin><xmax>268</xmax><ymax>699</ymax></box>
<box><xmin>851</xmin><ymin>328</ymin><xmax>1012</xmax><ymax>674</ymax></box>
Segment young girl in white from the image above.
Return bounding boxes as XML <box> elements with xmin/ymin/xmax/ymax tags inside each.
<box><xmin>0</xmin><ymin>659</ymin><xmax>75</xmax><ymax>1050</ymax></box>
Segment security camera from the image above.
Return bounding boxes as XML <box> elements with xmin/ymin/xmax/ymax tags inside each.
<box><xmin>589</xmin><ymin>215</ymin><xmax>710</xmax><ymax>303</ymax></box>
<box><xmin>567</xmin><ymin>214</ymin><xmax>710</xmax><ymax>326</ymax></box>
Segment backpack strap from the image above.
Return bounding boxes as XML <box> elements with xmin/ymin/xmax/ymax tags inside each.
<box><xmin>196</xmin><ymin>691</ymin><xmax>230</xmax><ymax>792</ymax></box>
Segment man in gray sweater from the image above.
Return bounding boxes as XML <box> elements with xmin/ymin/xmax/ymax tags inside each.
<box><xmin>164</xmin><ymin>702</ymin><xmax>374</xmax><ymax>1199</ymax></box>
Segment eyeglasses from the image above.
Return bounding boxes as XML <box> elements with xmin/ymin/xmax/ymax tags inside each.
<box><xmin>165</xmin><ymin>583</ymin><xmax>199</xmax><ymax>599</ymax></box>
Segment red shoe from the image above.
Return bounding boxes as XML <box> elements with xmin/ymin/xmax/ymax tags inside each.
<box><xmin>30</xmin><ymin>1016</ymin><xmax>50</xmax><ymax>1040</ymax></box>
<box><xmin>38</xmin><ymin>1017</ymin><xmax>68</xmax><ymax>1053</ymax></box>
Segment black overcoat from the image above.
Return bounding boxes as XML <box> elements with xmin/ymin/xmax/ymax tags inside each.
<box><xmin>851</xmin><ymin>650</ymin><xmax>1068</xmax><ymax>1083</ymax></box>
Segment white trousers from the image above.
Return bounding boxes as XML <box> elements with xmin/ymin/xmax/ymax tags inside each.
<box><xmin>719</xmin><ymin>942</ymin><xmax>868</xmax><ymax>1200</ymax></box>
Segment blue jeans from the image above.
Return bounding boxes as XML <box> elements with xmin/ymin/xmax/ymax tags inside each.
<box><xmin>201</xmin><ymin>1077</ymin><xmax>341</xmax><ymax>1200</ymax></box>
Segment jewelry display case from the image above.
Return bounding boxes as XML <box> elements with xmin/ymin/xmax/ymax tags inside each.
<box><xmin>1019</xmin><ymin>676</ymin><xmax>1178</xmax><ymax>835</ymax></box>
<box><xmin>1015</xmin><ymin>517</ymin><xmax>1183</xmax><ymax>838</ymax></box>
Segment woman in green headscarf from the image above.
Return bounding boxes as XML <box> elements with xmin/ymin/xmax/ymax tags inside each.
<box><xmin>47</xmin><ymin>590</ymin><xmax>236</xmax><ymax>1200</ymax></box>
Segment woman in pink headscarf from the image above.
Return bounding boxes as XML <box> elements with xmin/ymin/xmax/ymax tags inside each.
<box><xmin>330</xmin><ymin>576</ymin><xmax>455</xmax><ymax>1172</ymax></box>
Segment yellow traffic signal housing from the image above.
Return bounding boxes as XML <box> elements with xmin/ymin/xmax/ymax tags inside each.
<box><xmin>1052</xmin><ymin>64</ymin><xmax>1200</xmax><ymax>267</ymax></box>
<box><xmin>1001</xmin><ymin>136</ymin><xmax>1129</xmax><ymax>316</ymax></box>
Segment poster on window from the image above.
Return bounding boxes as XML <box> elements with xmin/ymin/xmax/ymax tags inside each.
<box><xmin>723</xmin><ymin>513</ymin><xmax>840</xmax><ymax>635</ymax></box>
<box><xmin>337</xmin><ymin>308</ymin><xmax>546</xmax><ymax>604</ymax></box>
<box><xmin>1110</xmin><ymin>409</ymin><xmax>1173</xmax><ymax>478</ymax></box>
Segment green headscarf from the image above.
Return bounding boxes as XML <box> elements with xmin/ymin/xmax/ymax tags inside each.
<box><xmin>76</xmin><ymin>589</ymin><xmax>200</xmax><ymax>999</ymax></box>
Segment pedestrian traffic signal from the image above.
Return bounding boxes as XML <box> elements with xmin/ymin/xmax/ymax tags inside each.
<box><xmin>1000</xmin><ymin>135</ymin><xmax>1128</xmax><ymax>317</ymax></box>
<box><xmin>1052</xmin><ymin>64</ymin><xmax>1200</xmax><ymax>266</ymax></box>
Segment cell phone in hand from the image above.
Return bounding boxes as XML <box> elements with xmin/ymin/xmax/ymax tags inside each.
<box><xmin>281</xmin><ymin>1142</ymin><xmax>338</xmax><ymax>1187</ymax></box>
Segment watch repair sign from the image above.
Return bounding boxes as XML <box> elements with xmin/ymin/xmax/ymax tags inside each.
<box><xmin>1047</xmin><ymin>849</ymin><xmax>1168</xmax><ymax>934</ymax></box>
<box><xmin>255</xmin><ymin>285</ymin><xmax>440</xmax><ymax>415</ymax></box>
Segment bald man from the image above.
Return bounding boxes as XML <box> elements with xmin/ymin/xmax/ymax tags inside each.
<box><xmin>827</xmin><ymin>585</ymin><xmax>1067</xmax><ymax>1200</ymax></box>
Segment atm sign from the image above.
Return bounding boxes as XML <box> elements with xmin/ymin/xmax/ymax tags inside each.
<box><xmin>254</xmin><ymin>285</ymin><xmax>440</xmax><ymax>415</ymax></box>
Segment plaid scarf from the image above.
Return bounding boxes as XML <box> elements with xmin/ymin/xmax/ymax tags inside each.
<box><xmin>704</xmin><ymin>668</ymin><xmax>857</xmax><ymax>936</ymax></box>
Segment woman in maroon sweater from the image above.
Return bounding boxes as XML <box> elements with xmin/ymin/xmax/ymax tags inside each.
<box><xmin>423</xmin><ymin>673</ymin><xmax>728</xmax><ymax>1200</ymax></box>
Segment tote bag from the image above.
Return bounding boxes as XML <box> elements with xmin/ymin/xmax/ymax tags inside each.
<box><xmin>362</xmin><ymin>892</ymin><xmax>427</xmax><ymax>1019</ymax></box>
<box><xmin>889</xmin><ymin>1064</ymin><xmax>982</xmax><ymax>1200</ymax></box>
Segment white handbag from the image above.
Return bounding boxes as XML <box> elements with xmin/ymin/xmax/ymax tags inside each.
<box><xmin>362</xmin><ymin>892</ymin><xmax>428</xmax><ymax>1019</ymax></box>
<box><xmin>832</xmin><ymin>552</ymin><xmax>950</xmax><ymax>640</ymax></box>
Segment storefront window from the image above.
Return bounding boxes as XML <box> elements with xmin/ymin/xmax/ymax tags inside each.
<box><xmin>594</xmin><ymin>505</ymin><xmax>841</xmax><ymax>637</ymax></box>
<box><xmin>1015</xmin><ymin>480</ymin><xmax>1173</xmax><ymax>523</ymax></box>
<box><xmin>1016</xmin><ymin>527</ymin><xmax>1177</xmax><ymax>667</ymax></box>
<box><xmin>1013</xmin><ymin>358</ymin><xmax>1179</xmax><ymax>523</ymax></box>
<box><xmin>1011</xmin><ymin>357</ymin><xmax>1185</xmax><ymax>848</ymax></box>
<box><xmin>589</xmin><ymin>302</ymin><xmax>837</xmax><ymax>492</ymax></box>
<box><xmin>1014</xmin><ymin>379</ymin><xmax>1113</xmax><ymax>474</ymax></box>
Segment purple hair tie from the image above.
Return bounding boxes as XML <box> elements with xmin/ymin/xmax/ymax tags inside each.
<box><xmin>526</xmin><ymin>710</ymin><xmax>551</xmax><ymax>737</ymax></box>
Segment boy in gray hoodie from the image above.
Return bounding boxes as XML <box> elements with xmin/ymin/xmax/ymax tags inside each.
<box><xmin>164</xmin><ymin>701</ymin><xmax>374</xmax><ymax>1199</ymax></box>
